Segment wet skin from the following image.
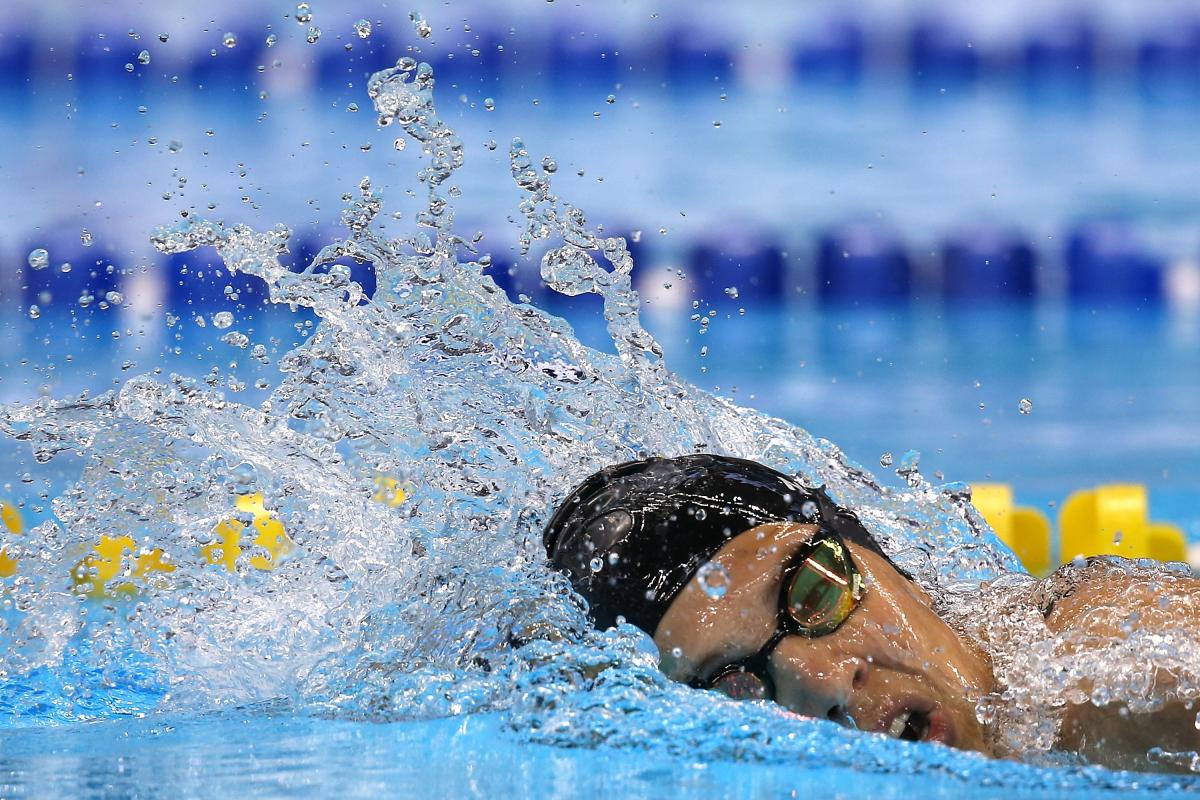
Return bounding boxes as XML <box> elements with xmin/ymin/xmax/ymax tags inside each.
<box><xmin>654</xmin><ymin>522</ymin><xmax>994</xmax><ymax>753</ymax></box>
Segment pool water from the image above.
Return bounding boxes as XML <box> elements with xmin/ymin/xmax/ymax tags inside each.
<box><xmin>3</xmin><ymin>712</ymin><xmax>1194</xmax><ymax>799</ymax></box>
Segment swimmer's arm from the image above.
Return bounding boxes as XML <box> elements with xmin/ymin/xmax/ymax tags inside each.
<box><xmin>1046</xmin><ymin>574</ymin><xmax>1200</xmax><ymax>772</ymax></box>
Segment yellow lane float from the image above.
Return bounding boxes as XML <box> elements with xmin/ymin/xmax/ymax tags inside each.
<box><xmin>372</xmin><ymin>474</ymin><xmax>410</xmax><ymax>508</ymax></box>
<box><xmin>1059</xmin><ymin>483</ymin><xmax>1186</xmax><ymax>565</ymax></box>
<box><xmin>1</xmin><ymin>500</ymin><xmax>23</xmax><ymax>578</ymax></box>
<box><xmin>202</xmin><ymin>492</ymin><xmax>296</xmax><ymax>573</ymax></box>
<box><xmin>6</xmin><ymin>479</ymin><xmax>413</xmax><ymax>594</ymax></box>
<box><xmin>973</xmin><ymin>482</ymin><xmax>1189</xmax><ymax>575</ymax></box>
<box><xmin>71</xmin><ymin>536</ymin><xmax>177</xmax><ymax>599</ymax></box>
<box><xmin>971</xmin><ymin>483</ymin><xmax>1052</xmax><ymax>576</ymax></box>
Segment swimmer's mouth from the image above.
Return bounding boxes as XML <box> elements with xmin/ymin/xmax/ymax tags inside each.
<box><xmin>879</xmin><ymin>700</ymin><xmax>956</xmax><ymax>746</ymax></box>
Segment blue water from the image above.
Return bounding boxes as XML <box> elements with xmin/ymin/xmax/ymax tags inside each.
<box><xmin>4</xmin><ymin>712</ymin><xmax>1192</xmax><ymax>799</ymax></box>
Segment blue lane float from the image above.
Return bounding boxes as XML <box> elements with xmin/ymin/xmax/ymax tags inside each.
<box><xmin>663</xmin><ymin>28</ymin><xmax>734</xmax><ymax>85</ymax></box>
<box><xmin>74</xmin><ymin>29</ymin><xmax>147</xmax><ymax>90</ymax></box>
<box><xmin>190</xmin><ymin>30</ymin><xmax>265</xmax><ymax>88</ymax></box>
<box><xmin>1136</xmin><ymin>24</ymin><xmax>1200</xmax><ymax>102</ymax></box>
<box><xmin>816</xmin><ymin>222</ymin><xmax>910</xmax><ymax>303</ymax></box>
<box><xmin>164</xmin><ymin>252</ymin><xmax>268</xmax><ymax>312</ymax></box>
<box><xmin>1065</xmin><ymin>221</ymin><xmax>1163</xmax><ymax>304</ymax></box>
<box><xmin>910</xmin><ymin>19</ymin><xmax>978</xmax><ymax>87</ymax></box>
<box><xmin>0</xmin><ymin>29</ymin><xmax>35</xmax><ymax>89</ymax></box>
<box><xmin>548</xmin><ymin>26</ymin><xmax>623</xmax><ymax>86</ymax></box>
<box><xmin>423</xmin><ymin>30</ymin><xmax>507</xmax><ymax>91</ymax></box>
<box><xmin>319</xmin><ymin>30</ymin><xmax>402</xmax><ymax>89</ymax></box>
<box><xmin>1021</xmin><ymin>16</ymin><xmax>1096</xmax><ymax>97</ymax></box>
<box><xmin>688</xmin><ymin>229</ymin><xmax>786</xmax><ymax>304</ymax></box>
<box><xmin>793</xmin><ymin>18</ymin><xmax>864</xmax><ymax>87</ymax></box>
<box><xmin>20</xmin><ymin>234</ymin><xmax>122</xmax><ymax>315</ymax></box>
<box><xmin>941</xmin><ymin>225</ymin><xmax>1037</xmax><ymax>300</ymax></box>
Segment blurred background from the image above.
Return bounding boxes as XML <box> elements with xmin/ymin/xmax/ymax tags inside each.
<box><xmin>3</xmin><ymin>0</ymin><xmax>1200</xmax><ymax>555</ymax></box>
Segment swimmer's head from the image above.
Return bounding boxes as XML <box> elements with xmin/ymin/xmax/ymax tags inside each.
<box><xmin>543</xmin><ymin>454</ymin><xmax>993</xmax><ymax>752</ymax></box>
<box><xmin>542</xmin><ymin>454</ymin><xmax>897</xmax><ymax>635</ymax></box>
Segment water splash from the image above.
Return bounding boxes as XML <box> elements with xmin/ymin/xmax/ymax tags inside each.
<box><xmin>0</xmin><ymin>43</ymin><xmax>1195</xmax><ymax>790</ymax></box>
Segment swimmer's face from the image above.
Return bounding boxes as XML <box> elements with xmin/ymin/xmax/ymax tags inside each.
<box><xmin>654</xmin><ymin>522</ymin><xmax>994</xmax><ymax>753</ymax></box>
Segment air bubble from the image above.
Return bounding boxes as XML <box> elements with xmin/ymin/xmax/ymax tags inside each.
<box><xmin>212</xmin><ymin>311</ymin><xmax>234</xmax><ymax>329</ymax></box>
<box><xmin>1018</xmin><ymin>398</ymin><xmax>1033</xmax><ymax>415</ymax></box>
<box><xmin>105</xmin><ymin>291</ymin><xmax>124</xmax><ymax>306</ymax></box>
<box><xmin>295</xmin><ymin>3</ymin><xmax>313</xmax><ymax>23</ymax></box>
<box><xmin>588</xmin><ymin>556</ymin><xmax>603</xmax><ymax>573</ymax></box>
<box><xmin>879</xmin><ymin>452</ymin><xmax>893</xmax><ymax>468</ymax></box>
<box><xmin>137</xmin><ymin>50</ymin><xmax>151</xmax><ymax>65</ymax></box>
<box><xmin>222</xmin><ymin>32</ymin><xmax>237</xmax><ymax>49</ymax></box>
<box><xmin>354</xmin><ymin>19</ymin><xmax>372</xmax><ymax>38</ymax></box>
<box><xmin>306</xmin><ymin>26</ymin><xmax>321</xmax><ymax>44</ymax></box>
<box><xmin>483</xmin><ymin>98</ymin><xmax>495</xmax><ymax>112</ymax></box>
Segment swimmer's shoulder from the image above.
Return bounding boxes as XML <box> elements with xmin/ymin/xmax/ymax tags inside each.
<box><xmin>1041</xmin><ymin>556</ymin><xmax>1200</xmax><ymax>636</ymax></box>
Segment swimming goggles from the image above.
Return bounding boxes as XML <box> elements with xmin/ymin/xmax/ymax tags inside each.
<box><xmin>691</xmin><ymin>527</ymin><xmax>866</xmax><ymax>701</ymax></box>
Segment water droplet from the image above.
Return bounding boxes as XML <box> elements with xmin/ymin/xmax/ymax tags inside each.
<box><xmin>80</xmin><ymin>230</ymin><xmax>93</xmax><ymax>247</ymax></box>
<box><xmin>540</xmin><ymin>156</ymin><xmax>556</xmax><ymax>173</ymax></box>
<box><xmin>265</xmin><ymin>33</ymin><xmax>278</xmax><ymax>48</ymax></box>
<box><xmin>409</xmin><ymin>11</ymin><xmax>432</xmax><ymax>39</ymax></box>
<box><xmin>295</xmin><ymin>3</ymin><xmax>313</xmax><ymax>24</ymax></box>
<box><xmin>801</xmin><ymin>500</ymin><xmax>819</xmax><ymax>520</ymax></box>
<box><xmin>696</xmin><ymin>562</ymin><xmax>730</xmax><ymax>600</ymax></box>
<box><xmin>713</xmin><ymin>120</ymin><xmax>721</xmax><ymax>128</ymax></box>
<box><xmin>588</xmin><ymin>556</ymin><xmax>603</xmax><ymax>573</ymax></box>
<box><xmin>694</xmin><ymin>507</ymin><xmax>707</xmax><ymax>521</ymax></box>
<box><xmin>124</xmin><ymin>63</ymin><xmax>135</xmax><ymax>73</ymax></box>
<box><xmin>483</xmin><ymin>98</ymin><xmax>495</xmax><ymax>111</ymax></box>
<box><xmin>137</xmin><ymin>50</ymin><xmax>151</xmax><ymax>65</ymax></box>
<box><xmin>879</xmin><ymin>452</ymin><xmax>893</xmax><ymax>468</ymax></box>
<box><xmin>212</xmin><ymin>311</ymin><xmax>234</xmax><ymax>329</ymax></box>
<box><xmin>105</xmin><ymin>291</ymin><xmax>124</xmax><ymax>306</ymax></box>
<box><xmin>605</xmin><ymin>94</ymin><xmax>616</xmax><ymax>104</ymax></box>
<box><xmin>27</xmin><ymin>248</ymin><xmax>49</xmax><ymax>270</ymax></box>
<box><xmin>1018</xmin><ymin>397</ymin><xmax>1033</xmax><ymax>415</ymax></box>
<box><xmin>393</xmin><ymin>138</ymin><xmax>406</xmax><ymax>151</ymax></box>
<box><xmin>27</xmin><ymin>305</ymin><xmax>40</xmax><ymax>319</ymax></box>
<box><xmin>306</xmin><ymin>26</ymin><xmax>321</xmax><ymax>44</ymax></box>
<box><xmin>168</xmin><ymin>140</ymin><xmax>183</xmax><ymax>153</ymax></box>
<box><xmin>724</xmin><ymin>286</ymin><xmax>739</xmax><ymax>299</ymax></box>
<box><xmin>222</xmin><ymin>32</ymin><xmax>237</xmax><ymax>49</ymax></box>
<box><xmin>158</xmin><ymin>32</ymin><xmax>169</xmax><ymax>43</ymax></box>
<box><xmin>355</xmin><ymin>19</ymin><xmax>372</xmax><ymax>38</ymax></box>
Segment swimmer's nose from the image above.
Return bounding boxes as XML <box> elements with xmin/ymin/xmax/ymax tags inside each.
<box><xmin>769</xmin><ymin>636</ymin><xmax>868</xmax><ymax>725</ymax></box>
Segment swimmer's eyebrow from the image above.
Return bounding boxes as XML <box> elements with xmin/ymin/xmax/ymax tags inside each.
<box><xmin>684</xmin><ymin>524</ymin><xmax>819</xmax><ymax>682</ymax></box>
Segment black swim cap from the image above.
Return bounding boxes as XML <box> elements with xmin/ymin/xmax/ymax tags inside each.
<box><xmin>543</xmin><ymin>454</ymin><xmax>893</xmax><ymax>635</ymax></box>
